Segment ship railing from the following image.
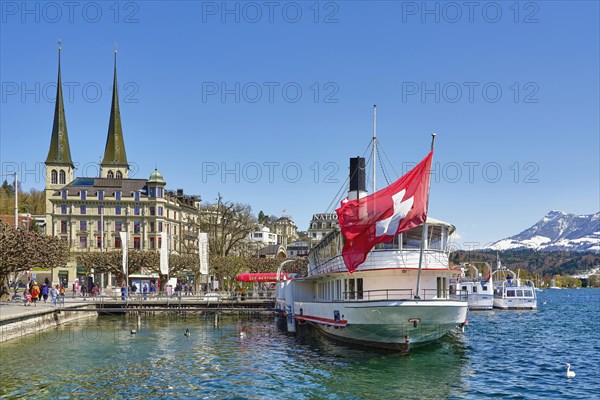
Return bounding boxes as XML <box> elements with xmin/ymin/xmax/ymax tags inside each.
<box><xmin>340</xmin><ymin>288</ymin><xmax>468</xmax><ymax>301</ymax></box>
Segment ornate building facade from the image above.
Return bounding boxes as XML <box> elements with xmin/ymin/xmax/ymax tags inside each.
<box><xmin>44</xmin><ymin>48</ymin><xmax>203</xmax><ymax>287</ymax></box>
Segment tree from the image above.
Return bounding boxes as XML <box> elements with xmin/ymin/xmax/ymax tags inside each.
<box><xmin>0</xmin><ymin>220</ymin><xmax>68</xmax><ymax>289</ymax></box>
<box><xmin>199</xmin><ymin>194</ymin><xmax>257</xmax><ymax>257</ymax></box>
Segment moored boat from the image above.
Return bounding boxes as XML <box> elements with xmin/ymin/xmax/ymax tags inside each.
<box><xmin>492</xmin><ymin>261</ymin><xmax>537</xmax><ymax>310</ymax></box>
<box><xmin>454</xmin><ymin>263</ymin><xmax>494</xmax><ymax>310</ymax></box>
<box><xmin>275</xmin><ymin>107</ymin><xmax>468</xmax><ymax>351</ymax></box>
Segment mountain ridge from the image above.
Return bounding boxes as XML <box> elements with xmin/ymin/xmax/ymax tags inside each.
<box><xmin>489</xmin><ymin>210</ymin><xmax>599</xmax><ymax>252</ymax></box>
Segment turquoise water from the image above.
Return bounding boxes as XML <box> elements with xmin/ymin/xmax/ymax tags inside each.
<box><xmin>1</xmin><ymin>289</ymin><xmax>599</xmax><ymax>399</ymax></box>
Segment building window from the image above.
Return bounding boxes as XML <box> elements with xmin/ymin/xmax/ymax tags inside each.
<box><xmin>80</xmin><ymin>236</ymin><xmax>87</xmax><ymax>248</ymax></box>
<box><xmin>174</xmin><ymin>212</ymin><xmax>177</xmax><ymax>219</ymax></box>
<box><xmin>80</xmin><ymin>205</ymin><xmax>86</xmax><ymax>215</ymax></box>
<box><xmin>62</xmin><ymin>190</ymin><xmax>67</xmax><ymax>200</ymax></box>
<box><xmin>61</xmin><ymin>205</ymin><xmax>67</xmax><ymax>214</ymax></box>
<box><xmin>115</xmin><ymin>206</ymin><xmax>121</xmax><ymax>215</ymax></box>
<box><xmin>59</xmin><ymin>170</ymin><xmax>66</xmax><ymax>184</ymax></box>
<box><xmin>107</xmin><ymin>170</ymin><xmax>114</xmax><ymax>179</ymax></box>
<box><xmin>60</xmin><ymin>221</ymin><xmax>68</xmax><ymax>234</ymax></box>
<box><xmin>97</xmin><ymin>221</ymin><xmax>102</xmax><ymax>231</ymax></box>
<box><xmin>134</xmin><ymin>221</ymin><xmax>141</xmax><ymax>234</ymax></box>
<box><xmin>80</xmin><ymin>191</ymin><xmax>86</xmax><ymax>200</ymax></box>
<box><xmin>80</xmin><ymin>220</ymin><xmax>87</xmax><ymax>231</ymax></box>
<box><xmin>149</xmin><ymin>222</ymin><xmax>155</xmax><ymax>233</ymax></box>
<box><xmin>115</xmin><ymin>221</ymin><xmax>122</xmax><ymax>232</ymax></box>
<box><xmin>158</xmin><ymin>207</ymin><xmax>163</xmax><ymax>216</ymax></box>
<box><xmin>134</xmin><ymin>206</ymin><xmax>140</xmax><ymax>216</ymax></box>
<box><xmin>173</xmin><ymin>226</ymin><xmax>177</xmax><ymax>235</ymax></box>
<box><xmin>51</xmin><ymin>170</ymin><xmax>58</xmax><ymax>184</ymax></box>
<box><xmin>116</xmin><ymin>171</ymin><xmax>123</xmax><ymax>179</ymax></box>
<box><xmin>97</xmin><ymin>236</ymin><xmax>102</xmax><ymax>248</ymax></box>
<box><xmin>134</xmin><ymin>237</ymin><xmax>140</xmax><ymax>249</ymax></box>
<box><xmin>115</xmin><ymin>236</ymin><xmax>122</xmax><ymax>249</ymax></box>
<box><xmin>134</xmin><ymin>191</ymin><xmax>140</xmax><ymax>201</ymax></box>
<box><xmin>150</xmin><ymin>188</ymin><xmax>156</xmax><ymax>198</ymax></box>
<box><xmin>158</xmin><ymin>236</ymin><xmax>162</xmax><ymax>249</ymax></box>
<box><xmin>98</xmin><ymin>206</ymin><xmax>103</xmax><ymax>215</ymax></box>
<box><xmin>157</xmin><ymin>188</ymin><xmax>163</xmax><ymax>197</ymax></box>
<box><xmin>158</xmin><ymin>222</ymin><xmax>163</xmax><ymax>232</ymax></box>
<box><xmin>98</xmin><ymin>191</ymin><xmax>104</xmax><ymax>200</ymax></box>
<box><xmin>150</xmin><ymin>207</ymin><xmax>155</xmax><ymax>216</ymax></box>
<box><xmin>115</xmin><ymin>191</ymin><xmax>121</xmax><ymax>201</ymax></box>
<box><xmin>149</xmin><ymin>237</ymin><xmax>155</xmax><ymax>249</ymax></box>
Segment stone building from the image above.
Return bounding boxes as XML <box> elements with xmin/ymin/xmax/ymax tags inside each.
<box><xmin>307</xmin><ymin>212</ymin><xmax>339</xmax><ymax>243</ymax></box>
<box><xmin>43</xmin><ymin>48</ymin><xmax>203</xmax><ymax>287</ymax></box>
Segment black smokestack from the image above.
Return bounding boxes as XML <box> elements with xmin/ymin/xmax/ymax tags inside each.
<box><xmin>349</xmin><ymin>157</ymin><xmax>366</xmax><ymax>193</ymax></box>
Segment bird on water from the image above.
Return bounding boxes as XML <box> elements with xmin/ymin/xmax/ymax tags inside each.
<box><xmin>130</xmin><ymin>329</ymin><xmax>137</xmax><ymax>335</ymax></box>
<box><xmin>566</xmin><ymin>363</ymin><xmax>576</xmax><ymax>378</ymax></box>
<box><xmin>184</xmin><ymin>329</ymin><xmax>191</xmax><ymax>337</ymax></box>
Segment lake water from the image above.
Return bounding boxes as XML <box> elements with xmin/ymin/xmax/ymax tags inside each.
<box><xmin>1</xmin><ymin>289</ymin><xmax>599</xmax><ymax>399</ymax></box>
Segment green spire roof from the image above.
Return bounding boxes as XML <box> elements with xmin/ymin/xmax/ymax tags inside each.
<box><xmin>101</xmin><ymin>51</ymin><xmax>128</xmax><ymax>168</ymax></box>
<box><xmin>148</xmin><ymin>169</ymin><xmax>166</xmax><ymax>184</ymax></box>
<box><xmin>45</xmin><ymin>48</ymin><xmax>74</xmax><ymax>167</ymax></box>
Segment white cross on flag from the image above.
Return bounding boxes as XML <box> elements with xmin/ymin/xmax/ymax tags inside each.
<box><xmin>336</xmin><ymin>151</ymin><xmax>433</xmax><ymax>273</ymax></box>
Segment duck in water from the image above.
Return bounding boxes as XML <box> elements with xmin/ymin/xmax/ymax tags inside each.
<box><xmin>184</xmin><ymin>329</ymin><xmax>191</xmax><ymax>337</ymax></box>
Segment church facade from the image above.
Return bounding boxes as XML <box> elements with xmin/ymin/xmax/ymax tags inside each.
<box><xmin>44</xmin><ymin>48</ymin><xmax>203</xmax><ymax>288</ymax></box>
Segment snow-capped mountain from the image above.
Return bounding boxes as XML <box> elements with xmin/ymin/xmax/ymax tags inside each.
<box><xmin>490</xmin><ymin>211</ymin><xmax>600</xmax><ymax>252</ymax></box>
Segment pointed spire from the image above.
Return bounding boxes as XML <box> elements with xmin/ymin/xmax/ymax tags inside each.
<box><xmin>45</xmin><ymin>43</ymin><xmax>74</xmax><ymax>167</ymax></box>
<box><xmin>101</xmin><ymin>49</ymin><xmax>128</xmax><ymax>169</ymax></box>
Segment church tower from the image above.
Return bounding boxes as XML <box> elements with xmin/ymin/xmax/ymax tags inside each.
<box><xmin>45</xmin><ymin>45</ymin><xmax>75</xmax><ymax>232</ymax></box>
<box><xmin>100</xmin><ymin>50</ymin><xmax>129</xmax><ymax>179</ymax></box>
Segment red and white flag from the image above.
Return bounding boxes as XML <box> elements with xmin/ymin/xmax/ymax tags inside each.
<box><xmin>336</xmin><ymin>151</ymin><xmax>433</xmax><ymax>273</ymax></box>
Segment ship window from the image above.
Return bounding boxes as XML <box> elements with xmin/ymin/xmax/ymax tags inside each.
<box><xmin>472</xmin><ymin>286</ymin><xmax>478</xmax><ymax>293</ymax></box>
<box><xmin>357</xmin><ymin>278</ymin><xmax>363</xmax><ymax>300</ymax></box>
<box><xmin>462</xmin><ymin>286</ymin><xmax>467</xmax><ymax>292</ymax></box>
<box><xmin>516</xmin><ymin>290</ymin><xmax>524</xmax><ymax>297</ymax></box>
<box><xmin>482</xmin><ymin>286</ymin><xmax>488</xmax><ymax>291</ymax></box>
<box><xmin>524</xmin><ymin>290</ymin><xmax>533</xmax><ymax>297</ymax></box>
<box><xmin>507</xmin><ymin>290</ymin><xmax>516</xmax><ymax>297</ymax></box>
<box><xmin>437</xmin><ymin>277</ymin><xmax>443</xmax><ymax>298</ymax></box>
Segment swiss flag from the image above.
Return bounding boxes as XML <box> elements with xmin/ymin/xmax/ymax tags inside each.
<box><xmin>336</xmin><ymin>151</ymin><xmax>433</xmax><ymax>273</ymax></box>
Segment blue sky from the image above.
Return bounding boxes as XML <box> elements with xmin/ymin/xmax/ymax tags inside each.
<box><xmin>1</xmin><ymin>1</ymin><xmax>598</xmax><ymax>247</ymax></box>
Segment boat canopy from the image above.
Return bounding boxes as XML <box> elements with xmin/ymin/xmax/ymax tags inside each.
<box><xmin>236</xmin><ymin>273</ymin><xmax>289</xmax><ymax>282</ymax></box>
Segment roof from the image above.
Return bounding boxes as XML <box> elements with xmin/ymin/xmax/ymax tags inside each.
<box><xmin>45</xmin><ymin>49</ymin><xmax>74</xmax><ymax>168</ymax></box>
<box><xmin>148</xmin><ymin>169</ymin><xmax>166</xmax><ymax>184</ymax></box>
<box><xmin>101</xmin><ymin>51</ymin><xmax>128</xmax><ymax>168</ymax></box>
<box><xmin>54</xmin><ymin>177</ymin><xmax>147</xmax><ymax>197</ymax></box>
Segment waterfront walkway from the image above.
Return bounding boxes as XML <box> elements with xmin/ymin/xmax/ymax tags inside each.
<box><xmin>1</xmin><ymin>293</ymin><xmax>274</xmax><ymax>322</ymax></box>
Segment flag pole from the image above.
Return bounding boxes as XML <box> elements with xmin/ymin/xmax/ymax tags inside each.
<box><xmin>372</xmin><ymin>104</ymin><xmax>377</xmax><ymax>194</ymax></box>
<box><xmin>415</xmin><ymin>133</ymin><xmax>436</xmax><ymax>299</ymax></box>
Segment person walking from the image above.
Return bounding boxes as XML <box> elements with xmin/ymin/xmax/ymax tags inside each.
<box><xmin>30</xmin><ymin>282</ymin><xmax>40</xmax><ymax>306</ymax></box>
<box><xmin>81</xmin><ymin>284</ymin><xmax>87</xmax><ymax>301</ymax></box>
<box><xmin>143</xmin><ymin>284</ymin><xmax>148</xmax><ymax>301</ymax></box>
<box><xmin>41</xmin><ymin>283</ymin><xmax>49</xmax><ymax>303</ymax></box>
<box><xmin>51</xmin><ymin>285</ymin><xmax>59</xmax><ymax>307</ymax></box>
<box><xmin>59</xmin><ymin>285</ymin><xmax>65</xmax><ymax>305</ymax></box>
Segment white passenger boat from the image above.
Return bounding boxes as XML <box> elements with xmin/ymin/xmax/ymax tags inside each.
<box><xmin>454</xmin><ymin>263</ymin><xmax>494</xmax><ymax>310</ymax></box>
<box><xmin>492</xmin><ymin>264</ymin><xmax>537</xmax><ymax>310</ymax></box>
<box><xmin>275</xmin><ymin>108</ymin><xmax>468</xmax><ymax>352</ymax></box>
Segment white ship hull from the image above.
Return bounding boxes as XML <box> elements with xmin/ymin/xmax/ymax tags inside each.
<box><xmin>294</xmin><ymin>298</ymin><xmax>467</xmax><ymax>350</ymax></box>
<box><xmin>493</xmin><ymin>296</ymin><xmax>537</xmax><ymax>310</ymax></box>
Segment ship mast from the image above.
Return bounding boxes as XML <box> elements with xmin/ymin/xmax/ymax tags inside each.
<box><xmin>372</xmin><ymin>104</ymin><xmax>377</xmax><ymax>193</ymax></box>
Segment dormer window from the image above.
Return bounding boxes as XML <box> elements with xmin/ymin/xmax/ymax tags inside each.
<box><xmin>115</xmin><ymin>191</ymin><xmax>121</xmax><ymax>201</ymax></box>
<box><xmin>134</xmin><ymin>191</ymin><xmax>140</xmax><ymax>201</ymax></box>
<box><xmin>62</xmin><ymin>190</ymin><xmax>67</xmax><ymax>200</ymax></box>
<box><xmin>98</xmin><ymin>191</ymin><xmax>104</xmax><ymax>200</ymax></box>
<box><xmin>80</xmin><ymin>190</ymin><xmax>87</xmax><ymax>200</ymax></box>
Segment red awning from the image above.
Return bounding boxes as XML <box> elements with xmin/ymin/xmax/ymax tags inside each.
<box><xmin>235</xmin><ymin>273</ymin><xmax>289</xmax><ymax>282</ymax></box>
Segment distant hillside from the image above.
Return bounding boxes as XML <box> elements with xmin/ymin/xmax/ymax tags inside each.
<box><xmin>489</xmin><ymin>210</ymin><xmax>599</xmax><ymax>252</ymax></box>
<box><xmin>451</xmin><ymin>249</ymin><xmax>600</xmax><ymax>277</ymax></box>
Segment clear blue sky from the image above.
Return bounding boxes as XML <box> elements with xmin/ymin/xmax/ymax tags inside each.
<box><xmin>1</xmin><ymin>1</ymin><xmax>598</xmax><ymax>247</ymax></box>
